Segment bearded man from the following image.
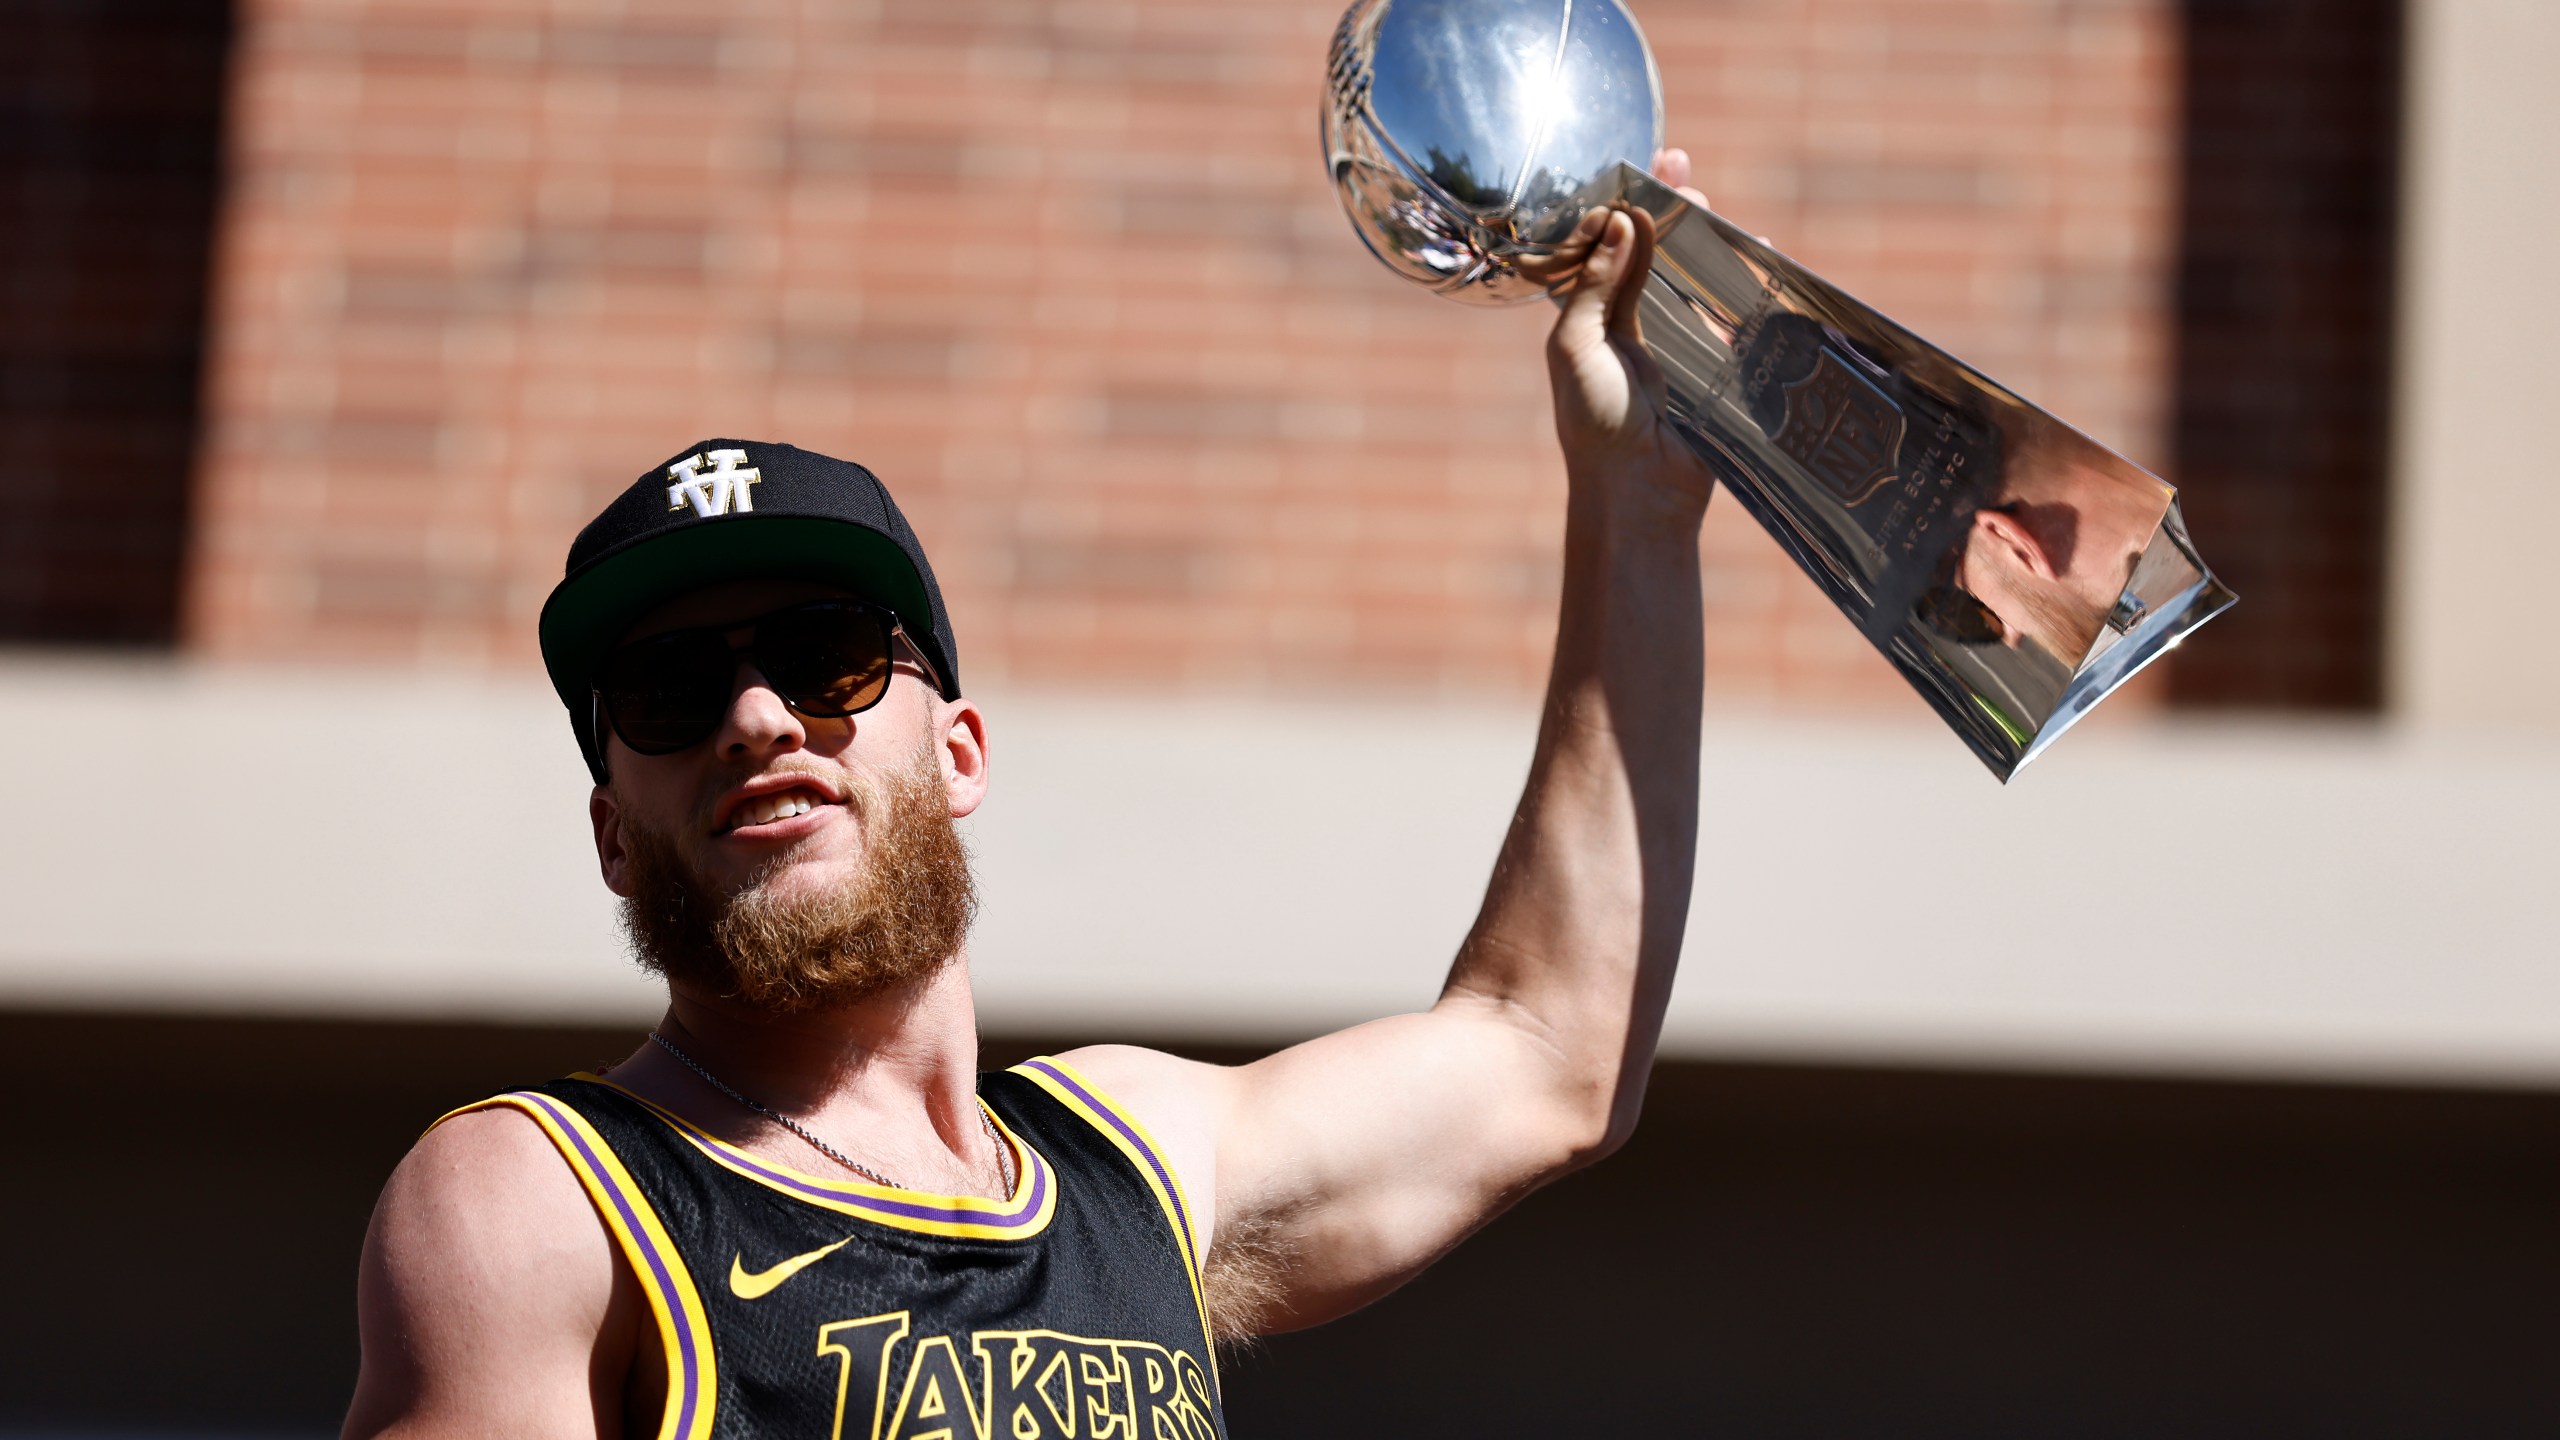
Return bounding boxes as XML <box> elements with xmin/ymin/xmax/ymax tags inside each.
<box><xmin>345</xmin><ymin>167</ymin><xmax>1713</xmax><ymax>1440</ymax></box>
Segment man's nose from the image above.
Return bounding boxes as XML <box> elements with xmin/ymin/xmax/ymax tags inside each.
<box><xmin>712</xmin><ymin>658</ymin><xmax>806</xmax><ymax>760</ymax></box>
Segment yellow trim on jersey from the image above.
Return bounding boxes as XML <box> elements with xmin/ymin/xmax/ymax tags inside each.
<box><xmin>431</xmin><ymin>1092</ymin><xmax>717</xmax><ymax>1440</ymax></box>
<box><xmin>575</xmin><ymin>1074</ymin><xmax>1061</xmax><ymax>1242</ymax></box>
<box><xmin>1009</xmin><ymin>1056</ymin><xmax>1217</xmax><ymax>1376</ymax></box>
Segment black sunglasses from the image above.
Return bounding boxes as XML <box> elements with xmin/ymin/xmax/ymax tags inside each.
<box><xmin>592</xmin><ymin>598</ymin><xmax>936</xmax><ymax>757</ymax></box>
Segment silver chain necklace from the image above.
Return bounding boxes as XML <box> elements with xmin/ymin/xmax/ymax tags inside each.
<box><xmin>649</xmin><ymin>1030</ymin><xmax>1014</xmax><ymax>1196</ymax></box>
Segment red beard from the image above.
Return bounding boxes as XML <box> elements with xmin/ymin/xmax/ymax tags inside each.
<box><xmin>616</xmin><ymin>749</ymin><xmax>976</xmax><ymax>1013</ymax></box>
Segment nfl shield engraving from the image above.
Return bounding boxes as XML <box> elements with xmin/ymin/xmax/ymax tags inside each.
<box><xmin>1775</xmin><ymin>352</ymin><xmax>1905</xmax><ymax>505</ymax></box>
<box><xmin>1322</xmin><ymin>0</ymin><xmax>2236</xmax><ymax>780</ymax></box>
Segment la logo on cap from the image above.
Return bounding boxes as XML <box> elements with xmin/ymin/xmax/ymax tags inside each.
<box><xmin>665</xmin><ymin>448</ymin><xmax>762</xmax><ymax>518</ymax></box>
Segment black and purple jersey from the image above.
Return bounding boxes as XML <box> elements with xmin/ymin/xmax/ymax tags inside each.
<box><xmin>438</xmin><ymin>1057</ymin><xmax>1224</xmax><ymax>1440</ymax></box>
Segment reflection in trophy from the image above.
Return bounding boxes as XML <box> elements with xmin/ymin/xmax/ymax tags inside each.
<box><xmin>1322</xmin><ymin>0</ymin><xmax>2235</xmax><ymax>779</ymax></box>
<box><xmin>1955</xmin><ymin>407</ymin><xmax>2185</xmax><ymax>666</ymax></box>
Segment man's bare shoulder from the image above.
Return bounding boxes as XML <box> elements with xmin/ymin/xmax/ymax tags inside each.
<box><xmin>1043</xmin><ymin>1045</ymin><xmax>1233</xmax><ymax>1235</ymax></box>
<box><xmin>372</xmin><ymin>1104</ymin><xmax>608</xmax><ymax>1277</ymax></box>
<box><xmin>344</xmin><ymin>1105</ymin><xmax>631</xmax><ymax>1439</ymax></box>
<box><xmin>1043</xmin><ymin>1044</ymin><xmax>1234</xmax><ymax>1130</ymax></box>
<box><xmin>1047</xmin><ymin>1042</ymin><xmax>1228</xmax><ymax>1085</ymax></box>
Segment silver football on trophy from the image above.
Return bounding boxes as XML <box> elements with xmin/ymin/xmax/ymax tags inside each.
<box><xmin>1323</xmin><ymin>0</ymin><xmax>1663</xmax><ymax>305</ymax></box>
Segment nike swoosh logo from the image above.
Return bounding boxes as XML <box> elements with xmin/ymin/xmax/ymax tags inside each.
<box><xmin>729</xmin><ymin>1235</ymin><xmax>856</xmax><ymax>1300</ymax></box>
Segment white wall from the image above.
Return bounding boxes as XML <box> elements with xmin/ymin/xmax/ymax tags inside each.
<box><xmin>2391</xmin><ymin>0</ymin><xmax>2560</xmax><ymax>731</ymax></box>
<box><xmin>4</xmin><ymin>658</ymin><xmax>2553</xmax><ymax>1086</ymax></box>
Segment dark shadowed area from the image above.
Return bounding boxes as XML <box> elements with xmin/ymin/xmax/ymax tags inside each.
<box><xmin>2168</xmin><ymin>0</ymin><xmax>2403</xmax><ymax>710</ymax></box>
<box><xmin>0</xmin><ymin>0</ymin><xmax>232</xmax><ymax>646</ymax></box>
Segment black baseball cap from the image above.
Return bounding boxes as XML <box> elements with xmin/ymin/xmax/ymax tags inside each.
<box><xmin>538</xmin><ymin>439</ymin><xmax>960</xmax><ymax>783</ymax></box>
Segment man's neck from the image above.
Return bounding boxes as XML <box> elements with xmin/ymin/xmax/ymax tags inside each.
<box><xmin>605</xmin><ymin>955</ymin><xmax>1005</xmax><ymax>1194</ymax></box>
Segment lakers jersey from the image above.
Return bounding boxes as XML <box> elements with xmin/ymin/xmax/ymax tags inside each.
<box><xmin>438</xmin><ymin>1058</ymin><xmax>1226</xmax><ymax>1440</ymax></box>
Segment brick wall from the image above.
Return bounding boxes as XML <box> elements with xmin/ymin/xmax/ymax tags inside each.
<box><xmin>188</xmin><ymin>0</ymin><xmax>2180</xmax><ymax>710</ymax></box>
<box><xmin>1</xmin><ymin>0</ymin><xmax>233</xmax><ymax>646</ymax></box>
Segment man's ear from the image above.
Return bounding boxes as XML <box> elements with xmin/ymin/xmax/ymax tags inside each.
<box><xmin>1977</xmin><ymin>508</ymin><xmax>2056</xmax><ymax>580</ymax></box>
<box><xmin>938</xmin><ymin>699</ymin><xmax>990</xmax><ymax>820</ymax></box>
<box><xmin>591</xmin><ymin>786</ymin><xmax>636</xmax><ymax>898</ymax></box>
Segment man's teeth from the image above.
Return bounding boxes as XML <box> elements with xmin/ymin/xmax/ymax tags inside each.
<box><xmin>735</xmin><ymin>793</ymin><xmax>819</xmax><ymax>828</ymax></box>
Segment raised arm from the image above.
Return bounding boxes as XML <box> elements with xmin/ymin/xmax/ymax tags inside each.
<box><xmin>1063</xmin><ymin>190</ymin><xmax>1714</xmax><ymax>1337</ymax></box>
<box><xmin>342</xmin><ymin>1109</ymin><xmax>641</xmax><ymax>1440</ymax></box>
